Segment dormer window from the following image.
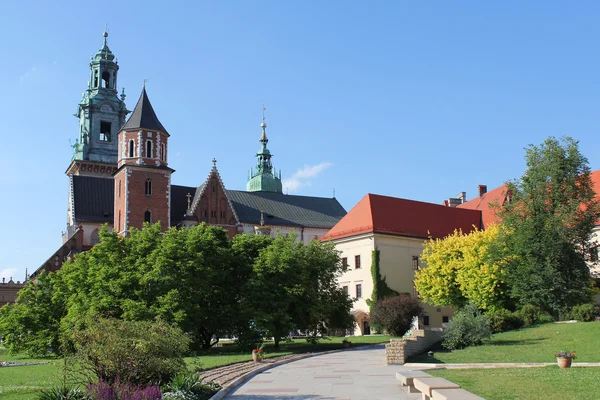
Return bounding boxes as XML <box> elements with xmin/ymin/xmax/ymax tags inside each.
<box><xmin>99</xmin><ymin>121</ymin><xmax>111</xmax><ymax>142</ymax></box>
<box><xmin>128</xmin><ymin>140</ymin><xmax>135</xmax><ymax>157</ymax></box>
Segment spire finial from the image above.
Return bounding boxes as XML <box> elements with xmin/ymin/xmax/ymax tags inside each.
<box><xmin>143</xmin><ymin>79</ymin><xmax>148</xmax><ymax>89</ymax></box>
<box><xmin>103</xmin><ymin>24</ymin><xmax>108</xmax><ymax>45</ymax></box>
<box><xmin>186</xmin><ymin>192</ymin><xmax>192</xmax><ymax>210</ymax></box>
<box><xmin>261</xmin><ymin>105</ymin><xmax>267</xmax><ymax>128</ymax></box>
<box><xmin>212</xmin><ymin>158</ymin><xmax>217</xmax><ymax>168</ymax></box>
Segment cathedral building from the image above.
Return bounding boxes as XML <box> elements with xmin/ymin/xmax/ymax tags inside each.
<box><xmin>31</xmin><ymin>32</ymin><xmax>346</xmax><ymax>278</ymax></box>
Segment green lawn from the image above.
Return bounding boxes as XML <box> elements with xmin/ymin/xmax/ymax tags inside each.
<box><xmin>429</xmin><ymin>367</ymin><xmax>600</xmax><ymax>400</ymax></box>
<box><xmin>0</xmin><ymin>335</ymin><xmax>392</xmax><ymax>400</ymax></box>
<box><xmin>408</xmin><ymin>321</ymin><xmax>600</xmax><ymax>363</ymax></box>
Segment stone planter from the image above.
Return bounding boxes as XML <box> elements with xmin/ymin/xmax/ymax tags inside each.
<box><xmin>557</xmin><ymin>356</ymin><xmax>573</xmax><ymax>368</ymax></box>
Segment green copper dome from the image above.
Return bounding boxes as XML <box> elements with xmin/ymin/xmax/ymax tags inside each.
<box><xmin>246</xmin><ymin>116</ymin><xmax>283</xmax><ymax>193</ymax></box>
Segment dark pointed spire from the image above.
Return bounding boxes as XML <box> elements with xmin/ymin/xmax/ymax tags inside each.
<box><xmin>122</xmin><ymin>87</ymin><xmax>169</xmax><ymax>134</ymax></box>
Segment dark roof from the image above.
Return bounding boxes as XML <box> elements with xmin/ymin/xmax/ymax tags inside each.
<box><xmin>72</xmin><ymin>176</ymin><xmax>114</xmax><ymax>223</ymax></box>
<box><xmin>226</xmin><ymin>190</ymin><xmax>347</xmax><ymax>229</ymax></box>
<box><xmin>72</xmin><ymin>177</ymin><xmax>346</xmax><ymax>229</ymax></box>
<box><xmin>171</xmin><ymin>185</ymin><xmax>197</xmax><ymax>225</ymax></box>
<box><xmin>323</xmin><ymin>193</ymin><xmax>482</xmax><ymax>241</ymax></box>
<box><xmin>121</xmin><ymin>88</ymin><xmax>169</xmax><ymax>134</ymax></box>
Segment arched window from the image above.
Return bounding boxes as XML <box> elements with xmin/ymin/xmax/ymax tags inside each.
<box><xmin>128</xmin><ymin>140</ymin><xmax>135</xmax><ymax>157</ymax></box>
<box><xmin>144</xmin><ymin>210</ymin><xmax>152</xmax><ymax>223</ymax></box>
<box><xmin>145</xmin><ymin>179</ymin><xmax>152</xmax><ymax>196</ymax></box>
<box><xmin>94</xmin><ymin>70</ymin><xmax>99</xmax><ymax>87</ymax></box>
<box><xmin>91</xmin><ymin>229</ymin><xmax>100</xmax><ymax>245</ymax></box>
<box><xmin>146</xmin><ymin>140</ymin><xmax>153</xmax><ymax>158</ymax></box>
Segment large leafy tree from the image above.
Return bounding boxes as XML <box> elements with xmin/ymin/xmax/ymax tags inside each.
<box><xmin>500</xmin><ymin>136</ymin><xmax>600</xmax><ymax>315</ymax></box>
<box><xmin>414</xmin><ymin>225</ymin><xmax>511</xmax><ymax>310</ymax></box>
<box><xmin>0</xmin><ymin>272</ymin><xmax>64</xmax><ymax>356</ymax></box>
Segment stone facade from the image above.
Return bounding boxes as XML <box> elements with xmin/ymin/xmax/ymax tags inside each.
<box><xmin>0</xmin><ymin>279</ymin><xmax>25</xmax><ymax>307</ymax></box>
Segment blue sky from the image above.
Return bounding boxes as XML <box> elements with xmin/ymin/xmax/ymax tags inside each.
<box><xmin>2</xmin><ymin>1</ymin><xmax>600</xmax><ymax>281</ymax></box>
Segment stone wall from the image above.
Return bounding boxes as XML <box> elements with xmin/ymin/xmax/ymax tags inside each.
<box><xmin>385</xmin><ymin>328</ymin><xmax>444</xmax><ymax>364</ymax></box>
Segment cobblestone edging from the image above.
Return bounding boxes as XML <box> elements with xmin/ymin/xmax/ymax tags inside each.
<box><xmin>0</xmin><ymin>361</ymin><xmax>49</xmax><ymax>367</ymax></box>
<box><xmin>206</xmin><ymin>345</ymin><xmax>382</xmax><ymax>400</ymax></box>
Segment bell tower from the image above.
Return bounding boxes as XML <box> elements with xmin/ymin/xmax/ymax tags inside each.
<box><xmin>246</xmin><ymin>108</ymin><xmax>283</xmax><ymax>193</ymax></box>
<box><xmin>113</xmin><ymin>87</ymin><xmax>174</xmax><ymax>235</ymax></box>
<box><xmin>72</xmin><ymin>30</ymin><xmax>129</xmax><ymax>164</ymax></box>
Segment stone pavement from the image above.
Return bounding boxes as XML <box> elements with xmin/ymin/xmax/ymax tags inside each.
<box><xmin>223</xmin><ymin>344</ymin><xmax>419</xmax><ymax>400</ymax></box>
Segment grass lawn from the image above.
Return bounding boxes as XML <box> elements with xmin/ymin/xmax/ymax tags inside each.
<box><xmin>186</xmin><ymin>335</ymin><xmax>393</xmax><ymax>370</ymax></box>
<box><xmin>408</xmin><ymin>321</ymin><xmax>600</xmax><ymax>364</ymax></box>
<box><xmin>0</xmin><ymin>335</ymin><xmax>392</xmax><ymax>399</ymax></box>
<box><xmin>429</xmin><ymin>366</ymin><xmax>600</xmax><ymax>400</ymax></box>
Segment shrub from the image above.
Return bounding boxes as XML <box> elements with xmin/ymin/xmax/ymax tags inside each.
<box><xmin>570</xmin><ymin>304</ymin><xmax>599</xmax><ymax>322</ymax></box>
<box><xmin>369</xmin><ymin>294</ymin><xmax>423</xmax><ymax>336</ymax></box>
<box><xmin>443</xmin><ymin>304</ymin><xmax>491</xmax><ymax>350</ymax></box>
<box><xmin>86</xmin><ymin>379</ymin><xmax>162</xmax><ymax>400</ymax></box>
<box><xmin>537</xmin><ymin>314</ymin><xmax>555</xmax><ymax>324</ymax></box>
<box><xmin>518</xmin><ymin>304</ymin><xmax>541</xmax><ymax>326</ymax></box>
<box><xmin>38</xmin><ymin>386</ymin><xmax>86</xmax><ymax>400</ymax></box>
<box><xmin>485</xmin><ymin>308</ymin><xmax>523</xmax><ymax>333</ymax></box>
<box><xmin>163</xmin><ymin>372</ymin><xmax>221</xmax><ymax>400</ymax></box>
<box><xmin>73</xmin><ymin>318</ymin><xmax>189</xmax><ymax>386</ymax></box>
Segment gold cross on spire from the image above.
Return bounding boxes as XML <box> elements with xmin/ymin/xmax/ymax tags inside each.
<box><xmin>186</xmin><ymin>192</ymin><xmax>192</xmax><ymax>209</ymax></box>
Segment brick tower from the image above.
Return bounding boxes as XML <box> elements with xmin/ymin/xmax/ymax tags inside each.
<box><xmin>113</xmin><ymin>87</ymin><xmax>174</xmax><ymax>235</ymax></box>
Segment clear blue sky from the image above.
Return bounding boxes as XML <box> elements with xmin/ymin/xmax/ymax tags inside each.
<box><xmin>2</xmin><ymin>1</ymin><xmax>600</xmax><ymax>281</ymax></box>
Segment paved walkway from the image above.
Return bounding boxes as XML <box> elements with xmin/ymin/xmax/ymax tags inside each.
<box><xmin>223</xmin><ymin>344</ymin><xmax>417</xmax><ymax>400</ymax></box>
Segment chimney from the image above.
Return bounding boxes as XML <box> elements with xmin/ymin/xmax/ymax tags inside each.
<box><xmin>478</xmin><ymin>185</ymin><xmax>487</xmax><ymax>198</ymax></box>
<box><xmin>457</xmin><ymin>192</ymin><xmax>467</xmax><ymax>204</ymax></box>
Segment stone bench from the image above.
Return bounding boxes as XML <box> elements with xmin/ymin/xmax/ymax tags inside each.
<box><xmin>413</xmin><ymin>377</ymin><xmax>460</xmax><ymax>400</ymax></box>
<box><xmin>396</xmin><ymin>370</ymin><xmax>433</xmax><ymax>393</ymax></box>
<box><xmin>432</xmin><ymin>388</ymin><xmax>485</xmax><ymax>400</ymax></box>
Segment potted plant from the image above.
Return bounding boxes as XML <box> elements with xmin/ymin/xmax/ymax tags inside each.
<box><xmin>342</xmin><ymin>339</ymin><xmax>352</xmax><ymax>348</ymax></box>
<box><xmin>555</xmin><ymin>350</ymin><xmax>576</xmax><ymax>368</ymax></box>
<box><xmin>252</xmin><ymin>344</ymin><xmax>264</xmax><ymax>362</ymax></box>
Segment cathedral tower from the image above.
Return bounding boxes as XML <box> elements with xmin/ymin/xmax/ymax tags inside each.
<box><xmin>113</xmin><ymin>87</ymin><xmax>173</xmax><ymax>235</ymax></box>
<box><xmin>246</xmin><ymin>111</ymin><xmax>283</xmax><ymax>193</ymax></box>
<box><xmin>72</xmin><ymin>30</ymin><xmax>129</xmax><ymax>164</ymax></box>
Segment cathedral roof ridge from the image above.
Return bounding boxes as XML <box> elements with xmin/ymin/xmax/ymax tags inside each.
<box><xmin>121</xmin><ymin>87</ymin><xmax>169</xmax><ymax>135</ymax></box>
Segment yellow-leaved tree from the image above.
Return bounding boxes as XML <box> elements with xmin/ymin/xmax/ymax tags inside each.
<box><xmin>414</xmin><ymin>225</ymin><xmax>512</xmax><ymax>310</ymax></box>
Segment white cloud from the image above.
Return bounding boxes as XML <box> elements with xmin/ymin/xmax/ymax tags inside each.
<box><xmin>282</xmin><ymin>162</ymin><xmax>333</xmax><ymax>194</ymax></box>
<box><xmin>19</xmin><ymin>67</ymin><xmax>37</xmax><ymax>83</ymax></box>
<box><xmin>0</xmin><ymin>268</ymin><xmax>18</xmax><ymax>282</ymax></box>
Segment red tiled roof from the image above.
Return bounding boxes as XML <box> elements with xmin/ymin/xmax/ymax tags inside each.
<box><xmin>322</xmin><ymin>194</ymin><xmax>482</xmax><ymax>241</ymax></box>
<box><xmin>457</xmin><ymin>185</ymin><xmax>508</xmax><ymax>228</ymax></box>
<box><xmin>457</xmin><ymin>170</ymin><xmax>600</xmax><ymax>227</ymax></box>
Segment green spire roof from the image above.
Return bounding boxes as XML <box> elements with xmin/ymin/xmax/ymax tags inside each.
<box><xmin>246</xmin><ymin>113</ymin><xmax>283</xmax><ymax>193</ymax></box>
<box><xmin>94</xmin><ymin>31</ymin><xmax>115</xmax><ymax>61</ymax></box>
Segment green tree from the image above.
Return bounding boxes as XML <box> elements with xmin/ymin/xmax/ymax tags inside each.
<box><xmin>414</xmin><ymin>225</ymin><xmax>511</xmax><ymax>310</ymax></box>
<box><xmin>501</xmin><ymin>136</ymin><xmax>600</xmax><ymax>316</ymax></box>
<box><xmin>0</xmin><ymin>272</ymin><xmax>64</xmax><ymax>356</ymax></box>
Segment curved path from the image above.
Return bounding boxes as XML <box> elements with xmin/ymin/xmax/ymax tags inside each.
<box><xmin>224</xmin><ymin>344</ymin><xmax>416</xmax><ymax>400</ymax></box>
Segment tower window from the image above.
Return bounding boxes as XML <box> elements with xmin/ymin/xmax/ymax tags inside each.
<box><xmin>146</xmin><ymin>140</ymin><xmax>153</xmax><ymax>158</ymax></box>
<box><xmin>160</xmin><ymin>143</ymin><xmax>166</xmax><ymax>162</ymax></box>
<box><xmin>144</xmin><ymin>210</ymin><xmax>152</xmax><ymax>223</ymax></box>
<box><xmin>94</xmin><ymin>70</ymin><xmax>99</xmax><ymax>87</ymax></box>
<box><xmin>145</xmin><ymin>179</ymin><xmax>152</xmax><ymax>196</ymax></box>
<box><xmin>128</xmin><ymin>140</ymin><xmax>135</xmax><ymax>157</ymax></box>
<box><xmin>99</xmin><ymin>121</ymin><xmax>112</xmax><ymax>142</ymax></box>
<box><xmin>118</xmin><ymin>180</ymin><xmax>121</xmax><ymax>198</ymax></box>
<box><xmin>102</xmin><ymin>71</ymin><xmax>110</xmax><ymax>88</ymax></box>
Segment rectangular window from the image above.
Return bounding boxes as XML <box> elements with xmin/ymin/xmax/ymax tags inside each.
<box><xmin>355</xmin><ymin>255</ymin><xmax>361</xmax><ymax>269</ymax></box>
<box><xmin>412</xmin><ymin>256</ymin><xmax>419</xmax><ymax>270</ymax></box>
<box><xmin>423</xmin><ymin>315</ymin><xmax>430</xmax><ymax>326</ymax></box>
<box><xmin>99</xmin><ymin>121</ymin><xmax>112</xmax><ymax>142</ymax></box>
<box><xmin>356</xmin><ymin>284</ymin><xmax>362</xmax><ymax>298</ymax></box>
<box><xmin>220</xmin><ymin>210</ymin><xmax>226</xmax><ymax>218</ymax></box>
<box><xmin>413</xmin><ymin>283</ymin><xmax>418</xmax><ymax>298</ymax></box>
<box><xmin>342</xmin><ymin>257</ymin><xmax>348</xmax><ymax>269</ymax></box>
<box><xmin>442</xmin><ymin>316</ymin><xmax>449</xmax><ymax>323</ymax></box>
<box><xmin>342</xmin><ymin>285</ymin><xmax>348</xmax><ymax>294</ymax></box>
